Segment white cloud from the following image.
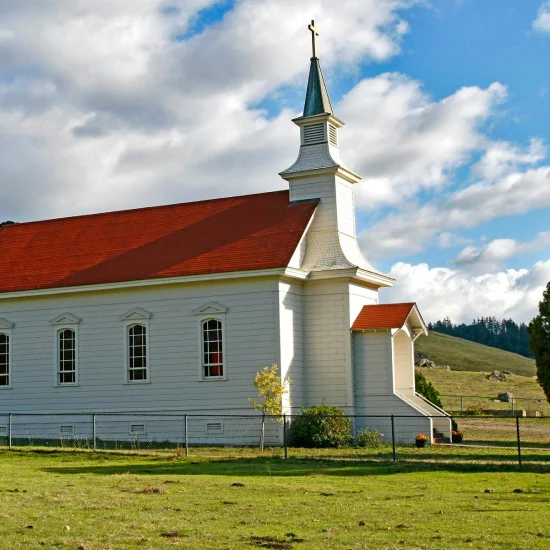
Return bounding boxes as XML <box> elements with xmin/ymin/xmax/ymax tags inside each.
<box><xmin>338</xmin><ymin>75</ymin><xmax>506</xmax><ymax>208</ymax></box>
<box><xmin>361</xmin><ymin>165</ymin><xmax>550</xmax><ymax>259</ymax></box>
<box><xmin>0</xmin><ymin>0</ymin><xmax>418</xmax><ymax>222</ymax></box>
<box><xmin>453</xmin><ymin>232</ymin><xmax>550</xmax><ymax>273</ymax></box>
<box><xmin>533</xmin><ymin>1</ymin><xmax>550</xmax><ymax>33</ymax></box>
<box><xmin>472</xmin><ymin>138</ymin><xmax>545</xmax><ymax>181</ymax></box>
<box><xmin>383</xmin><ymin>260</ymin><xmax>550</xmax><ymax>323</ymax></box>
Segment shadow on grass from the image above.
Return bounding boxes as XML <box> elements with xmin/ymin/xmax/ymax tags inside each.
<box><xmin>39</xmin><ymin>454</ymin><xmax>550</xmax><ymax>477</ymax></box>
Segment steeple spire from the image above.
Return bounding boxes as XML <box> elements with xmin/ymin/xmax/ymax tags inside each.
<box><xmin>303</xmin><ymin>57</ymin><xmax>333</xmax><ymax>117</ymax></box>
<box><xmin>303</xmin><ymin>20</ymin><xmax>333</xmax><ymax>117</ymax></box>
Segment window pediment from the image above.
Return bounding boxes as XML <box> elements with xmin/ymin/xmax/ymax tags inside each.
<box><xmin>50</xmin><ymin>313</ymin><xmax>81</xmax><ymax>326</ymax></box>
<box><xmin>192</xmin><ymin>302</ymin><xmax>229</xmax><ymax>315</ymax></box>
<box><xmin>119</xmin><ymin>307</ymin><xmax>152</xmax><ymax>321</ymax></box>
<box><xmin>0</xmin><ymin>318</ymin><xmax>14</xmax><ymax>330</ymax></box>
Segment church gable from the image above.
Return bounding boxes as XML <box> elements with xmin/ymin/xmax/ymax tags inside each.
<box><xmin>0</xmin><ymin>318</ymin><xmax>15</xmax><ymax>329</ymax></box>
<box><xmin>192</xmin><ymin>302</ymin><xmax>229</xmax><ymax>315</ymax></box>
<box><xmin>49</xmin><ymin>313</ymin><xmax>81</xmax><ymax>326</ymax></box>
<box><xmin>119</xmin><ymin>307</ymin><xmax>153</xmax><ymax>321</ymax></box>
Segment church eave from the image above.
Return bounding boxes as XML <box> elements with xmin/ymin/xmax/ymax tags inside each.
<box><xmin>0</xmin><ymin>267</ymin><xmax>304</xmax><ymax>301</ymax></box>
<box><xmin>308</xmin><ymin>267</ymin><xmax>395</xmax><ymax>287</ymax></box>
<box><xmin>280</xmin><ymin>164</ymin><xmax>361</xmax><ymax>184</ymax></box>
<box><xmin>291</xmin><ymin>112</ymin><xmax>345</xmax><ymax>128</ymax></box>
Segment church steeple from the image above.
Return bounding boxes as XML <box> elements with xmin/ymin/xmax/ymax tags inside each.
<box><xmin>279</xmin><ymin>21</ymin><xmax>393</xmax><ymax>287</ymax></box>
<box><xmin>303</xmin><ymin>56</ymin><xmax>333</xmax><ymax>117</ymax></box>
<box><xmin>279</xmin><ymin>20</ymin><xmax>359</xmax><ymax>184</ymax></box>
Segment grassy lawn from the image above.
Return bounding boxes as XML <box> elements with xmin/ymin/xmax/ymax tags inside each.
<box><xmin>1</xmin><ymin>451</ymin><xmax>550</xmax><ymax>549</ymax></box>
<box><xmin>416</xmin><ymin>332</ymin><xmax>536</xmax><ymax>377</ymax></box>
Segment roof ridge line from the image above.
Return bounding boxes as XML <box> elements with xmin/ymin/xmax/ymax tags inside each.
<box><xmin>5</xmin><ymin>189</ymin><xmax>290</xmax><ymax>228</ymax></box>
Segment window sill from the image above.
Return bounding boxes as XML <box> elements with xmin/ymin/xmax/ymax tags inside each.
<box><xmin>0</xmin><ymin>386</ymin><xmax>12</xmax><ymax>390</ymax></box>
<box><xmin>54</xmin><ymin>383</ymin><xmax>79</xmax><ymax>388</ymax></box>
<box><xmin>123</xmin><ymin>380</ymin><xmax>151</xmax><ymax>385</ymax></box>
<box><xmin>198</xmin><ymin>377</ymin><xmax>227</xmax><ymax>382</ymax></box>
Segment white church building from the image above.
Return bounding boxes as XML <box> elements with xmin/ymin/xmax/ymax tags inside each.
<box><xmin>0</xmin><ymin>29</ymin><xmax>450</xmax><ymax>444</ymax></box>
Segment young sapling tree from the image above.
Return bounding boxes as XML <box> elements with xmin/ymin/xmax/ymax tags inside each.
<box><xmin>249</xmin><ymin>364</ymin><xmax>291</xmax><ymax>451</ymax></box>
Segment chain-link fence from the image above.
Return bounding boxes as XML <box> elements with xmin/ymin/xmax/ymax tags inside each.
<box><xmin>0</xmin><ymin>412</ymin><xmax>549</xmax><ymax>466</ymax></box>
<box><xmin>440</xmin><ymin>394</ymin><xmax>550</xmax><ymax>417</ymax></box>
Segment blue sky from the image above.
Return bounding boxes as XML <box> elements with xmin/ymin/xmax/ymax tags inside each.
<box><xmin>0</xmin><ymin>0</ymin><xmax>549</xmax><ymax>322</ymax></box>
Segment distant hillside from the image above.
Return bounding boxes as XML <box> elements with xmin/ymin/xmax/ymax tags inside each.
<box><xmin>429</xmin><ymin>316</ymin><xmax>532</xmax><ymax>358</ymax></box>
<box><xmin>416</xmin><ymin>332</ymin><xmax>546</xmax><ymax>413</ymax></box>
<box><xmin>416</xmin><ymin>332</ymin><xmax>536</xmax><ymax>377</ymax></box>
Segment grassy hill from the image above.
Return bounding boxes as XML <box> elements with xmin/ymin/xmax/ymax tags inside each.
<box><xmin>416</xmin><ymin>332</ymin><xmax>535</xmax><ymax>377</ymax></box>
<box><xmin>415</xmin><ymin>332</ymin><xmax>548</xmax><ymax>414</ymax></box>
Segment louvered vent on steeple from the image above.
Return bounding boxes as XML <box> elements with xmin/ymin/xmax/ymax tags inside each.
<box><xmin>303</xmin><ymin>123</ymin><xmax>325</xmax><ymax>145</ymax></box>
<box><xmin>328</xmin><ymin>124</ymin><xmax>338</xmax><ymax>146</ymax></box>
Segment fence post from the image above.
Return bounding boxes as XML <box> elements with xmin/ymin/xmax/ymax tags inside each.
<box><xmin>391</xmin><ymin>415</ymin><xmax>396</xmax><ymax>462</ymax></box>
<box><xmin>515</xmin><ymin>415</ymin><xmax>522</xmax><ymax>468</ymax></box>
<box><xmin>92</xmin><ymin>414</ymin><xmax>97</xmax><ymax>452</ymax></box>
<box><xmin>283</xmin><ymin>414</ymin><xmax>288</xmax><ymax>460</ymax></box>
<box><xmin>8</xmin><ymin>413</ymin><xmax>12</xmax><ymax>450</ymax></box>
<box><xmin>184</xmin><ymin>415</ymin><xmax>189</xmax><ymax>457</ymax></box>
<box><xmin>460</xmin><ymin>395</ymin><xmax>463</xmax><ymax>413</ymax></box>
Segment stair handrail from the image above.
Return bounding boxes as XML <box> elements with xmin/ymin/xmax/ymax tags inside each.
<box><xmin>414</xmin><ymin>392</ymin><xmax>452</xmax><ymax>418</ymax></box>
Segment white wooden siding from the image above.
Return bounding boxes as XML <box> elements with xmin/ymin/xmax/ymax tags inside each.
<box><xmin>278</xmin><ymin>281</ymin><xmax>304</xmax><ymax>411</ymax></box>
<box><xmin>393</xmin><ymin>330</ymin><xmax>414</xmax><ymax>396</ymax></box>
<box><xmin>0</xmin><ymin>278</ymin><xmax>280</xmax><ymax>413</ymax></box>
<box><xmin>352</xmin><ymin>331</ymin><xmax>393</xmax><ymax>411</ymax></box>
<box><xmin>302</xmin><ymin>280</ymin><xmax>351</xmax><ymax>407</ymax></box>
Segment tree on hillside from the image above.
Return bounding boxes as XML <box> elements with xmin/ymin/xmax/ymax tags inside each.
<box><xmin>429</xmin><ymin>316</ymin><xmax>533</xmax><ymax>358</ymax></box>
<box><xmin>528</xmin><ymin>282</ymin><xmax>550</xmax><ymax>402</ymax></box>
<box><xmin>414</xmin><ymin>370</ymin><xmax>443</xmax><ymax>408</ymax></box>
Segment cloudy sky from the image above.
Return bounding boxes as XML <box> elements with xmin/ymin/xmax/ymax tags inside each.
<box><xmin>1</xmin><ymin>0</ymin><xmax>549</xmax><ymax>324</ymax></box>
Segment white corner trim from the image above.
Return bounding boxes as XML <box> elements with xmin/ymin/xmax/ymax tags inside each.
<box><xmin>192</xmin><ymin>301</ymin><xmax>229</xmax><ymax>315</ymax></box>
<box><xmin>119</xmin><ymin>307</ymin><xmax>153</xmax><ymax>321</ymax></box>
<box><xmin>50</xmin><ymin>313</ymin><xmax>81</xmax><ymax>326</ymax></box>
<box><xmin>0</xmin><ymin>318</ymin><xmax>15</xmax><ymax>329</ymax></box>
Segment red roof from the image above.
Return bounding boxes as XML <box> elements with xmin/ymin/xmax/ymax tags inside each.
<box><xmin>351</xmin><ymin>303</ymin><xmax>417</xmax><ymax>330</ymax></box>
<box><xmin>0</xmin><ymin>190</ymin><xmax>318</xmax><ymax>294</ymax></box>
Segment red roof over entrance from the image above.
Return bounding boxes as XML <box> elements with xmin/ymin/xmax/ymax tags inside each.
<box><xmin>0</xmin><ymin>190</ymin><xmax>318</xmax><ymax>294</ymax></box>
<box><xmin>351</xmin><ymin>303</ymin><xmax>418</xmax><ymax>330</ymax></box>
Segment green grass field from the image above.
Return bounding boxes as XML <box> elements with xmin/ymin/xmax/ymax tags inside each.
<box><xmin>415</xmin><ymin>332</ymin><xmax>548</xmax><ymax>413</ymax></box>
<box><xmin>416</xmin><ymin>332</ymin><xmax>536</xmax><ymax>377</ymax></box>
<box><xmin>1</xmin><ymin>450</ymin><xmax>550</xmax><ymax>550</ymax></box>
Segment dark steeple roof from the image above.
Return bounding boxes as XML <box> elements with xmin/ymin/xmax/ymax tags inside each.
<box><xmin>303</xmin><ymin>57</ymin><xmax>334</xmax><ymax>117</ymax></box>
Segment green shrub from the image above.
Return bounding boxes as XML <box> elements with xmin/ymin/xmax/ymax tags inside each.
<box><xmin>290</xmin><ymin>403</ymin><xmax>352</xmax><ymax>448</ymax></box>
<box><xmin>415</xmin><ymin>370</ymin><xmax>443</xmax><ymax>408</ymax></box>
<box><xmin>355</xmin><ymin>428</ymin><xmax>383</xmax><ymax>448</ymax></box>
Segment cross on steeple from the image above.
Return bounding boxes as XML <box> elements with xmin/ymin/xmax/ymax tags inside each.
<box><xmin>308</xmin><ymin>20</ymin><xmax>319</xmax><ymax>58</ymax></box>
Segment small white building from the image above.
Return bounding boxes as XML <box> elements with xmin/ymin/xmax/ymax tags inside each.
<box><xmin>0</xmin><ymin>38</ymin><xmax>449</xmax><ymax>444</ymax></box>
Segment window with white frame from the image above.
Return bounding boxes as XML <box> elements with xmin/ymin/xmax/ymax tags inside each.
<box><xmin>202</xmin><ymin>319</ymin><xmax>224</xmax><ymax>378</ymax></box>
<box><xmin>127</xmin><ymin>324</ymin><xmax>148</xmax><ymax>382</ymax></box>
<box><xmin>0</xmin><ymin>333</ymin><xmax>10</xmax><ymax>387</ymax></box>
<box><xmin>57</xmin><ymin>328</ymin><xmax>77</xmax><ymax>385</ymax></box>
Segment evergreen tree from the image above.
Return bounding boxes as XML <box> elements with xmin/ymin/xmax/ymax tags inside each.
<box><xmin>528</xmin><ymin>282</ymin><xmax>550</xmax><ymax>403</ymax></box>
<box><xmin>414</xmin><ymin>370</ymin><xmax>443</xmax><ymax>408</ymax></box>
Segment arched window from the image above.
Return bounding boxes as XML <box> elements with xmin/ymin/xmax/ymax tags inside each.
<box><xmin>128</xmin><ymin>324</ymin><xmax>147</xmax><ymax>381</ymax></box>
<box><xmin>58</xmin><ymin>328</ymin><xmax>76</xmax><ymax>385</ymax></box>
<box><xmin>0</xmin><ymin>333</ymin><xmax>10</xmax><ymax>387</ymax></box>
<box><xmin>202</xmin><ymin>319</ymin><xmax>223</xmax><ymax>378</ymax></box>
